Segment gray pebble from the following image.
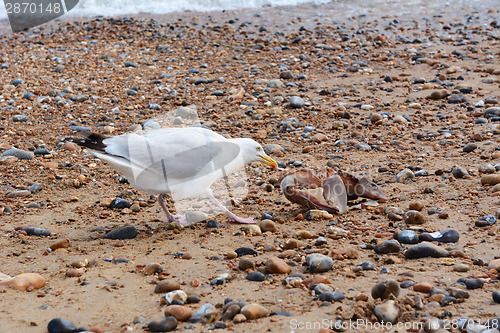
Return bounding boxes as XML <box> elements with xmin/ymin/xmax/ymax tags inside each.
<box><xmin>29</xmin><ymin>183</ymin><xmax>43</xmax><ymax>193</ymax></box>
<box><xmin>374</xmin><ymin>239</ymin><xmax>402</xmax><ymax>254</ymax></box>
<box><xmin>289</xmin><ymin>96</ymin><xmax>305</xmax><ymax>108</ymax></box>
<box><xmin>12</xmin><ymin>115</ymin><xmax>29</xmax><ymax>122</ymax></box>
<box><xmin>246</xmin><ymin>271</ymin><xmax>265</xmax><ymax>282</ymax></box>
<box><xmin>104</xmin><ymin>225</ymin><xmax>138</xmax><ymax>240</ymax></box>
<box><xmin>319</xmin><ymin>291</ymin><xmax>345</xmax><ymax>302</ymax></box>
<box><xmin>371</xmin><ymin>279</ymin><xmax>400</xmax><ymax>300</ymax></box>
<box><xmin>6</xmin><ymin>190</ymin><xmax>31</xmax><ymax>198</ymax></box>
<box><xmin>306</xmin><ymin>253</ymin><xmax>333</xmax><ymax>273</ymax></box>
<box><xmin>475</xmin><ymin>215</ymin><xmax>497</xmax><ymax>227</ymax></box>
<box><xmin>463</xmin><ymin>143</ymin><xmax>477</xmax><ymax>153</ymax></box>
<box><xmin>464</xmin><ymin>278</ymin><xmax>484</xmax><ymax>289</ymax></box>
<box><xmin>397</xmin><ymin>230</ymin><xmax>419</xmax><ymax>244</ymax></box>
<box><xmin>359</xmin><ymin>261</ymin><xmax>377</xmax><ymax>270</ymax></box>
<box><xmin>11</xmin><ymin>79</ymin><xmax>24</xmax><ymax>86</ymax></box>
<box><xmin>405</xmin><ymin>242</ymin><xmax>449</xmax><ymax>259</ymax></box>
<box><xmin>395</xmin><ymin>169</ymin><xmax>414</xmax><ymax>183</ymax></box>
<box><xmin>419</xmin><ymin>229</ymin><xmax>460</xmax><ymax>243</ymax></box>
<box><xmin>22</xmin><ymin>227</ymin><xmax>51</xmax><ymax>237</ymax></box>
<box><xmin>1</xmin><ymin>148</ymin><xmax>35</xmax><ymax>160</ymax></box>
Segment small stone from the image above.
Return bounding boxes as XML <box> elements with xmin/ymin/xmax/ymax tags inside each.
<box><xmin>241</xmin><ymin>304</ymin><xmax>269</xmax><ymax>320</ymax></box>
<box><xmin>289</xmin><ymin>96</ymin><xmax>305</xmax><ymax>108</ymax></box>
<box><xmin>161</xmin><ymin>291</ymin><xmax>188</xmax><ymax>305</ymax></box>
<box><xmin>243</xmin><ymin>225</ymin><xmax>262</xmax><ymax>236</ymax></box>
<box><xmin>155</xmin><ymin>280</ymin><xmax>180</xmax><ymax>293</ymax></box>
<box><xmin>371</xmin><ymin>279</ymin><xmax>400</xmax><ymax>300</ymax></box>
<box><xmin>130</xmin><ymin>203</ymin><xmax>140</xmax><ymax>212</ymax></box>
<box><xmin>221</xmin><ymin>304</ymin><xmax>241</xmax><ymax>321</ymax></box>
<box><xmin>397</xmin><ymin>230</ymin><xmax>419</xmax><ymax>244</ymax></box>
<box><xmin>47</xmin><ymin>318</ymin><xmax>76</xmax><ymax>333</ymax></box>
<box><xmin>440</xmin><ymin>296</ymin><xmax>457</xmax><ymax>306</ymax></box>
<box><xmin>452</xmin><ymin>166</ymin><xmax>469</xmax><ymax>179</ymax></box>
<box><xmin>246</xmin><ymin>271</ymin><xmax>265</xmax><ymax>282</ymax></box>
<box><xmin>258</xmin><ymin>220</ymin><xmax>277</xmax><ymax>232</ymax></box>
<box><xmin>22</xmin><ymin>227</ymin><xmax>51</xmax><ymax>237</ymax></box>
<box><xmin>12</xmin><ymin>115</ymin><xmax>29</xmax><ymax>122</ymax></box>
<box><xmin>235</xmin><ymin>247</ymin><xmax>258</xmax><ymax>257</ymax></box>
<box><xmin>493</xmin><ymin>291</ymin><xmax>500</xmax><ymax>304</ymax></box>
<box><xmin>465</xmin><ymin>278</ymin><xmax>484</xmax><ymax>290</ymax></box>
<box><xmin>413</xmin><ymin>282</ymin><xmax>433</xmax><ymax>293</ymax></box>
<box><xmin>266</xmin><ymin>257</ymin><xmax>291</xmax><ymax>274</ymax></box>
<box><xmin>190</xmin><ymin>303</ymin><xmax>218</xmax><ymax>324</ymax></box>
<box><xmin>185</xmin><ymin>211</ymin><xmax>208</xmax><ymax>223</ymax></box>
<box><xmin>374</xmin><ymin>300</ymin><xmax>399</xmax><ymax>324</ymax></box>
<box><xmin>463</xmin><ymin>143</ymin><xmax>478</xmax><ymax>153</ymax></box>
<box><xmin>49</xmin><ymin>239</ymin><xmax>70</xmax><ymax>251</ymax></box>
<box><xmin>233</xmin><ymin>314</ymin><xmax>247</xmax><ymax>323</ymax></box>
<box><xmin>419</xmin><ymin>229</ymin><xmax>460</xmax><ymax>243</ymax></box>
<box><xmin>374</xmin><ymin>240</ymin><xmax>402</xmax><ymax>254</ymax></box>
<box><xmin>125</xmin><ymin>61</ymin><xmax>138</xmax><ymax>68</ymax></box>
<box><xmin>480</xmin><ymin>175</ymin><xmax>500</xmax><ymax>186</ymax></box>
<box><xmin>453</xmin><ymin>264</ymin><xmax>469</xmax><ymax>272</ymax></box>
<box><xmin>267</xmin><ymin>80</ymin><xmax>284</xmax><ymax>88</ymax></box>
<box><xmin>359</xmin><ymin>261</ymin><xmax>377</xmax><ymax>271</ymax></box>
<box><xmin>164</xmin><ymin>305</ymin><xmax>193</xmax><ymax>322</ymax></box>
<box><xmin>408</xmin><ymin>201</ymin><xmax>424</xmax><ymax>211</ymax></box>
<box><xmin>6</xmin><ymin>190</ymin><xmax>31</xmax><ymax>198</ymax></box>
<box><xmin>428</xmin><ymin>90</ymin><xmax>449</xmax><ymax>100</ymax></box>
<box><xmin>449</xmin><ymin>288</ymin><xmax>469</xmax><ymax>299</ymax></box>
<box><xmin>65</xmin><ymin>268</ymin><xmax>84</xmax><ymax>278</ymax></box>
<box><xmin>404</xmin><ymin>210</ymin><xmax>426</xmax><ymax>225</ymax></box>
<box><xmin>238</xmin><ymin>258</ymin><xmax>255</xmax><ymax>271</ymax></box>
<box><xmin>395</xmin><ymin>169</ymin><xmax>414</xmax><ymax>183</ymax></box>
<box><xmin>144</xmin><ymin>263</ymin><xmax>163</xmax><ymax>275</ymax></box>
<box><xmin>475</xmin><ymin>215</ymin><xmax>497</xmax><ymax>227</ymax></box>
<box><xmin>400</xmin><ymin>280</ymin><xmax>415</xmax><ymax>289</ymax></box>
<box><xmin>1</xmin><ymin>148</ymin><xmax>34</xmax><ymax>160</ymax></box>
<box><xmin>110</xmin><ymin>198</ymin><xmax>131</xmax><ymax>209</ymax></box>
<box><xmin>206</xmin><ymin>220</ymin><xmax>220</xmax><ymax>228</ymax></box>
<box><xmin>11</xmin><ymin>78</ymin><xmax>24</xmax><ymax>86</ymax></box>
<box><xmin>29</xmin><ymin>183</ymin><xmax>43</xmax><ymax>193</ymax></box>
<box><xmin>488</xmin><ymin>259</ymin><xmax>500</xmax><ymax>272</ymax></box>
<box><xmin>104</xmin><ymin>225</ymin><xmax>137</xmax><ymax>240</ymax></box>
<box><xmin>479</xmin><ymin>164</ymin><xmax>496</xmax><ymax>174</ymax></box>
<box><xmin>319</xmin><ymin>291</ymin><xmax>345</xmax><ymax>302</ymax></box>
<box><xmin>147</xmin><ymin>317</ymin><xmax>178</xmax><ymax>332</ymax></box>
<box><xmin>306</xmin><ymin>254</ymin><xmax>333</xmax><ymax>273</ymax></box>
<box><xmin>0</xmin><ymin>273</ymin><xmax>46</xmax><ymax>291</ymax></box>
<box><xmin>393</xmin><ymin>115</ymin><xmax>408</xmax><ymax>124</ymax></box>
<box><xmin>405</xmin><ymin>242</ymin><xmax>449</xmax><ymax>259</ymax></box>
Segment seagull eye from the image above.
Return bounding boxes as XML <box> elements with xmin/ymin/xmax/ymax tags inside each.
<box><xmin>256</xmin><ymin>147</ymin><xmax>261</xmax><ymax>151</ymax></box>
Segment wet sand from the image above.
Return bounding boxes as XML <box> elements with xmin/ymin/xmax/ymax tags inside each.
<box><xmin>0</xmin><ymin>1</ymin><xmax>499</xmax><ymax>332</ymax></box>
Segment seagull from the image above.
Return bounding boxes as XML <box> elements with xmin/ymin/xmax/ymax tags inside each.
<box><xmin>67</xmin><ymin>126</ymin><xmax>278</xmax><ymax>225</ymax></box>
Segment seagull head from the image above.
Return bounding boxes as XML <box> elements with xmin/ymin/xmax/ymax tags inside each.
<box><xmin>237</xmin><ymin>138</ymin><xmax>278</xmax><ymax>169</ymax></box>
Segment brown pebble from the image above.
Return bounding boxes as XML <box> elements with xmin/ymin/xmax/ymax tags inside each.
<box><xmin>429</xmin><ymin>293</ymin><xmax>445</xmax><ymax>303</ymax></box>
<box><xmin>154</xmin><ymin>280</ymin><xmax>180</xmax><ymax>293</ymax></box>
<box><xmin>408</xmin><ymin>201</ymin><xmax>424</xmax><ymax>211</ymax></box>
<box><xmin>143</xmin><ymin>263</ymin><xmax>163</xmax><ymax>275</ymax></box>
<box><xmin>258</xmin><ymin>219</ymin><xmax>277</xmax><ymax>232</ymax></box>
<box><xmin>233</xmin><ymin>313</ymin><xmax>247</xmax><ymax>323</ymax></box>
<box><xmin>404</xmin><ymin>210</ymin><xmax>426</xmax><ymax>224</ymax></box>
<box><xmin>428</xmin><ymin>90</ymin><xmax>449</xmax><ymax>100</ymax></box>
<box><xmin>481</xmin><ymin>174</ymin><xmax>500</xmax><ymax>185</ymax></box>
<box><xmin>66</xmin><ymin>268</ymin><xmax>85</xmax><ymax>278</ymax></box>
<box><xmin>0</xmin><ymin>273</ymin><xmax>46</xmax><ymax>291</ymax></box>
<box><xmin>265</xmin><ymin>257</ymin><xmax>291</xmax><ymax>274</ymax></box>
<box><xmin>238</xmin><ymin>258</ymin><xmax>255</xmax><ymax>271</ymax></box>
<box><xmin>182</xmin><ymin>253</ymin><xmax>192</xmax><ymax>260</ymax></box>
<box><xmin>164</xmin><ymin>305</ymin><xmax>193</xmax><ymax>322</ymax></box>
<box><xmin>225</xmin><ymin>252</ymin><xmax>238</xmax><ymax>259</ymax></box>
<box><xmin>413</xmin><ymin>282</ymin><xmax>432</xmax><ymax>293</ymax></box>
<box><xmin>240</xmin><ymin>303</ymin><xmax>269</xmax><ymax>320</ymax></box>
<box><xmin>221</xmin><ymin>304</ymin><xmax>241</xmax><ymax>321</ymax></box>
<box><xmin>89</xmin><ymin>327</ymin><xmax>104</xmax><ymax>333</ymax></box>
<box><xmin>49</xmin><ymin>239</ymin><xmax>70</xmax><ymax>251</ymax></box>
<box><xmin>488</xmin><ymin>259</ymin><xmax>500</xmax><ymax>272</ymax></box>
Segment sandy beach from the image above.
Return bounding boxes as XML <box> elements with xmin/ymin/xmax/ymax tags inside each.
<box><xmin>0</xmin><ymin>1</ymin><xmax>499</xmax><ymax>332</ymax></box>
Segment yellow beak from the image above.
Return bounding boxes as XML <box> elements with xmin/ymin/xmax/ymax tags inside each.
<box><xmin>258</xmin><ymin>154</ymin><xmax>278</xmax><ymax>169</ymax></box>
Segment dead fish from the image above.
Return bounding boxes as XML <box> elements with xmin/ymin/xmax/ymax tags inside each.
<box><xmin>280</xmin><ymin>169</ymin><xmax>348</xmax><ymax>214</ymax></box>
<box><xmin>280</xmin><ymin>168</ymin><xmax>387</xmax><ymax>213</ymax></box>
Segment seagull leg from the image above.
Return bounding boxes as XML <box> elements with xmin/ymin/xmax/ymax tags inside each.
<box><xmin>157</xmin><ymin>194</ymin><xmax>188</xmax><ymax>225</ymax></box>
<box><xmin>208</xmin><ymin>193</ymin><xmax>255</xmax><ymax>224</ymax></box>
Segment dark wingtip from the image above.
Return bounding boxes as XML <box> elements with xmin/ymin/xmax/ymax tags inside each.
<box><xmin>64</xmin><ymin>128</ymin><xmax>109</xmax><ymax>151</ymax></box>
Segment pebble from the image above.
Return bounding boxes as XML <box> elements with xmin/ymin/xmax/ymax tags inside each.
<box><xmin>266</xmin><ymin>257</ymin><xmax>291</xmax><ymax>274</ymax></box>
<box><xmin>419</xmin><ymin>229</ymin><xmax>460</xmax><ymax>243</ymax></box>
<box><xmin>404</xmin><ymin>210</ymin><xmax>426</xmax><ymax>225</ymax></box>
<box><xmin>289</xmin><ymin>96</ymin><xmax>305</xmax><ymax>108</ymax></box>
<box><xmin>374</xmin><ymin>239</ymin><xmax>402</xmax><ymax>254</ymax></box>
<box><xmin>66</xmin><ymin>268</ymin><xmax>85</xmax><ymax>278</ymax></box>
<box><xmin>452</xmin><ymin>166</ymin><xmax>470</xmax><ymax>178</ymax></box>
<box><xmin>413</xmin><ymin>282</ymin><xmax>432</xmax><ymax>293</ymax></box>
<box><xmin>440</xmin><ymin>296</ymin><xmax>457</xmax><ymax>306</ymax></box>
<box><xmin>144</xmin><ymin>263</ymin><xmax>163</xmax><ymax>275</ymax></box>
<box><xmin>110</xmin><ymin>197</ymin><xmax>131</xmax><ymax>209</ymax></box>
<box><xmin>185</xmin><ymin>211</ymin><xmax>208</xmax><ymax>223</ymax></box>
<box><xmin>49</xmin><ymin>239</ymin><xmax>70</xmax><ymax>251</ymax></box>
<box><xmin>22</xmin><ymin>227</ymin><xmax>51</xmax><ymax>237</ymax></box>
<box><xmin>464</xmin><ymin>278</ymin><xmax>484</xmax><ymax>290</ymax></box>
<box><xmin>397</xmin><ymin>230</ymin><xmax>419</xmax><ymax>244</ymax></box>
<box><xmin>258</xmin><ymin>219</ymin><xmax>277</xmax><ymax>232</ymax></box>
<box><xmin>479</xmin><ymin>164</ymin><xmax>496</xmax><ymax>174</ymax></box>
<box><xmin>480</xmin><ymin>175</ymin><xmax>500</xmax><ymax>186</ymax></box>
<box><xmin>267</xmin><ymin>79</ymin><xmax>284</xmax><ymax>88</ymax></box>
<box><xmin>104</xmin><ymin>225</ymin><xmax>138</xmax><ymax>239</ymax></box>
<box><xmin>475</xmin><ymin>215</ymin><xmax>497</xmax><ymax>227</ymax></box>
<box><xmin>11</xmin><ymin>78</ymin><xmax>24</xmax><ymax>86</ymax></box>
<box><xmin>409</xmin><ymin>201</ymin><xmax>424</xmax><ymax>211</ymax></box>
<box><xmin>1</xmin><ymin>148</ymin><xmax>34</xmax><ymax>160</ymax></box>
<box><xmin>233</xmin><ymin>314</ymin><xmax>247</xmax><ymax>323</ymax></box>
<box><xmin>12</xmin><ymin>115</ymin><xmax>29</xmax><ymax>122</ymax></box>
<box><xmin>161</xmin><ymin>291</ymin><xmax>188</xmax><ymax>305</ymax></box>
<box><xmin>405</xmin><ymin>242</ymin><xmax>449</xmax><ymax>259</ymax></box>
<box><xmin>488</xmin><ymin>259</ymin><xmax>500</xmax><ymax>272</ymax></box>
<box><xmin>319</xmin><ymin>291</ymin><xmax>345</xmax><ymax>302</ymax></box>
<box><xmin>147</xmin><ymin>317</ymin><xmax>178</xmax><ymax>332</ymax></box>
<box><xmin>164</xmin><ymin>305</ymin><xmax>193</xmax><ymax>322</ymax></box>
<box><xmin>400</xmin><ymin>280</ymin><xmax>415</xmax><ymax>288</ymax></box>
<box><xmin>47</xmin><ymin>318</ymin><xmax>76</xmax><ymax>333</ymax></box>
<box><xmin>453</xmin><ymin>264</ymin><xmax>469</xmax><ymax>272</ymax></box>
<box><xmin>6</xmin><ymin>190</ymin><xmax>31</xmax><ymax>198</ymax></box>
<box><xmin>241</xmin><ymin>304</ymin><xmax>269</xmax><ymax>320</ymax></box>
<box><xmin>395</xmin><ymin>169</ymin><xmax>415</xmax><ymax>183</ymax></box>
<box><xmin>206</xmin><ymin>220</ymin><xmax>220</xmax><ymax>228</ymax></box>
<box><xmin>190</xmin><ymin>303</ymin><xmax>218</xmax><ymax>324</ymax></box>
<box><xmin>306</xmin><ymin>254</ymin><xmax>333</xmax><ymax>273</ymax></box>
<box><xmin>463</xmin><ymin>143</ymin><xmax>477</xmax><ymax>153</ymax></box>
<box><xmin>0</xmin><ymin>273</ymin><xmax>46</xmax><ymax>291</ymax></box>
<box><xmin>374</xmin><ymin>300</ymin><xmax>399</xmax><ymax>324</ymax></box>
<box><xmin>371</xmin><ymin>279</ymin><xmax>400</xmax><ymax>299</ymax></box>
<box><xmin>246</xmin><ymin>271</ymin><xmax>266</xmax><ymax>282</ymax></box>
<box><xmin>221</xmin><ymin>304</ymin><xmax>241</xmax><ymax>321</ymax></box>
<box><xmin>155</xmin><ymin>280</ymin><xmax>180</xmax><ymax>293</ymax></box>
<box><xmin>359</xmin><ymin>261</ymin><xmax>377</xmax><ymax>270</ymax></box>
<box><xmin>493</xmin><ymin>291</ymin><xmax>500</xmax><ymax>304</ymax></box>
<box><xmin>235</xmin><ymin>247</ymin><xmax>258</xmax><ymax>257</ymax></box>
